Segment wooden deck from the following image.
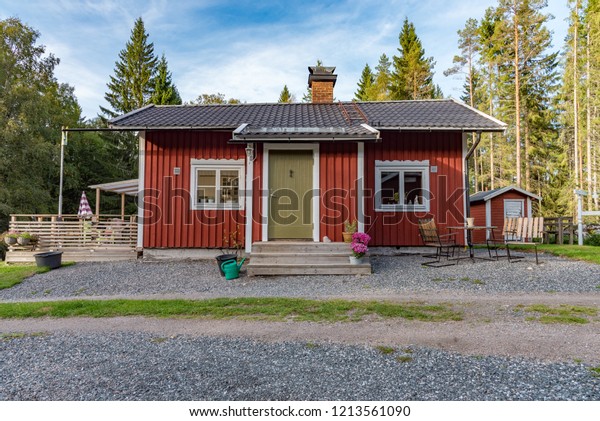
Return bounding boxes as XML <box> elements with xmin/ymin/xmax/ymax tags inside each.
<box><xmin>5</xmin><ymin>214</ymin><xmax>139</xmax><ymax>263</ymax></box>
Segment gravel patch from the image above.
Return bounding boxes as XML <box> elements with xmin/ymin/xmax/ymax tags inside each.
<box><xmin>1</xmin><ymin>332</ymin><xmax>598</xmax><ymax>401</ymax></box>
<box><xmin>1</xmin><ymin>253</ymin><xmax>599</xmax><ymax>301</ymax></box>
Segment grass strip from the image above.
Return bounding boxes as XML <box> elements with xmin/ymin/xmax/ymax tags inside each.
<box><xmin>0</xmin><ymin>262</ymin><xmax>76</xmax><ymax>290</ymax></box>
<box><xmin>0</xmin><ymin>297</ymin><xmax>463</xmax><ymax>323</ymax></box>
<box><xmin>524</xmin><ymin>304</ymin><xmax>598</xmax><ymax>324</ymax></box>
<box><xmin>506</xmin><ymin>244</ymin><xmax>600</xmax><ymax>265</ymax></box>
<box><xmin>0</xmin><ymin>264</ymin><xmax>51</xmax><ymax>290</ymax></box>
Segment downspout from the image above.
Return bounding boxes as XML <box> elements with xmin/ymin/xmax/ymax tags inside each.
<box><xmin>464</xmin><ymin>131</ymin><xmax>482</xmax><ymax>218</ymax></box>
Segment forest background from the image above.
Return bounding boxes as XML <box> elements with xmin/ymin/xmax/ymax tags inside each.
<box><xmin>1</xmin><ymin>0</ymin><xmax>598</xmax><ymax>234</ymax></box>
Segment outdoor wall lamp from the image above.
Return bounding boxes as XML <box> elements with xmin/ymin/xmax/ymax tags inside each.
<box><xmin>245</xmin><ymin>143</ymin><xmax>256</xmax><ymax>162</ymax></box>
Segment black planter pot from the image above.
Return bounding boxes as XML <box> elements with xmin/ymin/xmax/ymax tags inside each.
<box><xmin>216</xmin><ymin>254</ymin><xmax>237</xmax><ymax>276</ymax></box>
<box><xmin>34</xmin><ymin>251</ymin><xmax>63</xmax><ymax>269</ymax></box>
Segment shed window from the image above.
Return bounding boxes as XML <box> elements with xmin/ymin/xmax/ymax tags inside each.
<box><xmin>375</xmin><ymin>160</ymin><xmax>430</xmax><ymax>212</ymax></box>
<box><xmin>191</xmin><ymin>159</ymin><xmax>245</xmax><ymax>210</ymax></box>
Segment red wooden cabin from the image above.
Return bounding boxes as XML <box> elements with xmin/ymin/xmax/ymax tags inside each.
<box><xmin>109</xmin><ymin>66</ymin><xmax>506</xmax><ymax>260</ymax></box>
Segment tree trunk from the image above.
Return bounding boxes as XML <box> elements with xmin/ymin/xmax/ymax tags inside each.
<box><xmin>513</xmin><ymin>0</ymin><xmax>522</xmax><ymax>188</ymax></box>
<box><xmin>473</xmin><ymin>139</ymin><xmax>479</xmax><ymax>193</ymax></box>
<box><xmin>489</xmin><ymin>63</ymin><xmax>495</xmax><ymax>190</ymax></box>
<box><xmin>525</xmin><ymin>117</ymin><xmax>530</xmax><ymax>191</ymax></box>
<box><xmin>573</xmin><ymin>0</ymin><xmax>580</xmax><ymax>190</ymax></box>
<box><xmin>586</xmin><ymin>23</ymin><xmax>592</xmax><ymax>207</ymax></box>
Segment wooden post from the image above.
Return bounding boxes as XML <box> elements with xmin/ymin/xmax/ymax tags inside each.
<box><xmin>557</xmin><ymin>218</ymin><xmax>563</xmax><ymax>245</ymax></box>
<box><xmin>95</xmin><ymin>188</ymin><xmax>100</xmax><ymax>217</ymax></box>
<box><xmin>577</xmin><ymin>194</ymin><xmax>584</xmax><ymax>246</ymax></box>
<box><xmin>121</xmin><ymin>193</ymin><xmax>126</xmax><ymax>220</ymax></box>
<box><xmin>568</xmin><ymin>217</ymin><xmax>574</xmax><ymax>245</ymax></box>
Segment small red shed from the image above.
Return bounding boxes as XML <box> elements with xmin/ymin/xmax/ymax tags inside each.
<box><xmin>470</xmin><ymin>186</ymin><xmax>541</xmax><ymax>243</ymax></box>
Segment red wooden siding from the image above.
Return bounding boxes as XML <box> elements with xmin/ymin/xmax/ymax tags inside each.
<box><xmin>143</xmin><ymin>130</ymin><xmax>246</xmax><ymax>248</ymax></box>
<box><xmin>251</xmin><ymin>143</ymin><xmax>263</xmax><ymax>243</ymax></box>
<box><xmin>143</xmin><ymin>129</ymin><xmax>466</xmax><ymax>248</ymax></box>
<box><xmin>319</xmin><ymin>142</ymin><xmax>358</xmax><ymax>242</ymax></box>
<box><xmin>364</xmin><ymin>131</ymin><xmax>466</xmax><ymax>246</ymax></box>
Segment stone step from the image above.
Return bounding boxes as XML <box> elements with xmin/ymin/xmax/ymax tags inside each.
<box><xmin>251</xmin><ymin>241</ymin><xmax>350</xmax><ymax>254</ymax></box>
<box><xmin>249</xmin><ymin>252</ymin><xmax>351</xmax><ymax>264</ymax></box>
<box><xmin>247</xmin><ymin>242</ymin><xmax>371</xmax><ymax>276</ymax></box>
<box><xmin>246</xmin><ymin>261</ymin><xmax>372</xmax><ymax>276</ymax></box>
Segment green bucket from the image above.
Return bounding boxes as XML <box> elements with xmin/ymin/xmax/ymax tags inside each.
<box><xmin>221</xmin><ymin>258</ymin><xmax>246</xmax><ymax>280</ymax></box>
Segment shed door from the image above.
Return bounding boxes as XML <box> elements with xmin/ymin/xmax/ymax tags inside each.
<box><xmin>268</xmin><ymin>150</ymin><xmax>313</xmax><ymax>239</ymax></box>
<box><xmin>504</xmin><ymin>199</ymin><xmax>524</xmax><ymax>218</ymax></box>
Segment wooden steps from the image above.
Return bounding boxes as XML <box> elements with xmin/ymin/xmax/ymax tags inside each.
<box><xmin>247</xmin><ymin>242</ymin><xmax>371</xmax><ymax>276</ymax></box>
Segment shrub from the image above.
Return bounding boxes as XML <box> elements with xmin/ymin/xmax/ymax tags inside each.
<box><xmin>583</xmin><ymin>232</ymin><xmax>600</xmax><ymax>247</ymax></box>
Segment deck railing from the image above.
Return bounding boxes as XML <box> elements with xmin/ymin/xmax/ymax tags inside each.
<box><xmin>7</xmin><ymin>214</ymin><xmax>137</xmax><ymax>251</ymax></box>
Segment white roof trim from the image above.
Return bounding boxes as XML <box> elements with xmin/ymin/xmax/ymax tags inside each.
<box><xmin>476</xmin><ymin>186</ymin><xmax>542</xmax><ymax>202</ymax></box>
<box><xmin>233</xmin><ymin>123</ymin><xmax>249</xmax><ymax>134</ymax></box>
<box><xmin>89</xmin><ymin>179</ymin><xmax>139</xmax><ymax>196</ymax></box>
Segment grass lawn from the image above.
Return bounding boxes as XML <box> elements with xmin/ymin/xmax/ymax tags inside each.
<box><xmin>0</xmin><ymin>262</ymin><xmax>75</xmax><ymax>290</ymax></box>
<box><xmin>0</xmin><ymin>263</ymin><xmax>51</xmax><ymax>290</ymax></box>
<box><xmin>0</xmin><ymin>297</ymin><xmax>464</xmax><ymax>323</ymax></box>
<box><xmin>509</xmin><ymin>244</ymin><xmax>600</xmax><ymax>265</ymax></box>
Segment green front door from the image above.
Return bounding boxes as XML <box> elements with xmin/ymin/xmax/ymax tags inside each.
<box><xmin>268</xmin><ymin>150</ymin><xmax>314</xmax><ymax>240</ymax></box>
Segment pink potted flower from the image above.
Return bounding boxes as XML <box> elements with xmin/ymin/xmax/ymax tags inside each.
<box><xmin>350</xmin><ymin>232</ymin><xmax>371</xmax><ymax>264</ymax></box>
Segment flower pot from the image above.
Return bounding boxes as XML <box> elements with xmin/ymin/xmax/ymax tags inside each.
<box><xmin>4</xmin><ymin>237</ymin><xmax>17</xmax><ymax>246</ymax></box>
<box><xmin>34</xmin><ymin>251</ymin><xmax>63</xmax><ymax>269</ymax></box>
<box><xmin>349</xmin><ymin>256</ymin><xmax>364</xmax><ymax>265</ymax></box>
<box><xmin>216</xmin><ymin>254</ymin><xmax>237</xmax><ymax>276</ymax></box>
<box><xmin>17</xmin><ymin>237</ymin><xmax>30</xmax><ymax>246</ymax></box>
<box><xmin>342</xmin><ymin>232</ymin><xmax>353</xmax><ymax>243</ymax></box>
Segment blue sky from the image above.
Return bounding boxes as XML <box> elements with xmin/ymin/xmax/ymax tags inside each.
<box><xmin>1</xmin><ymin>0</ymin><xmax>569</xmax><ymax>120</ymax></box>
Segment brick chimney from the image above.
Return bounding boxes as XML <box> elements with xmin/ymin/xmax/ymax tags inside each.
<box><xmin>308</xmin><ymin>65</ymin><xmax>337</xmax><ymax>103</ymax></box>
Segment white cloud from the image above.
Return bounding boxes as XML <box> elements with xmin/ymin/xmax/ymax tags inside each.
<box><xmin>0</xmin><ymin>0</ymin><xmax>569</xmax><ymax>117</ymax></box>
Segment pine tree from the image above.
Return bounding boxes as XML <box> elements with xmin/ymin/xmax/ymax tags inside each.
<box><xmin>278</xmin><ymin>85</ymin><xmax>294</xmax><ymax>103</ymax></box>
<box><xmin>150</xmin><ymin>54</ymin><xmax>182</xmax><ymax>105</ymax></box>
<box><xmin>101</xmin><ymin>17</ymin><xmax>158</xmax><ymax>117</ymax></box>
<box><xmin>445</xmin><ymin>18</ymin><xmax>480</xmax><ymax>108</ymax></box>
<box><xmin>445</xmin><ymin>17</ymin><xmax>483</xmax><ymax>191</ymax></box>
<box><xmin>367</xmin><ymin>54</ymin><xmax>392</xmax><ymax>100</ymax></box>
<box><xmin>391</xmin><ymin>18</ymin><xmax>436</xmax><ymax>100</ymax></box>
<box><xmin>586</xmin><ymin>0</ymin><xmax>600</xmax><ymax>206</ymax></box>
<box><xmin>354</xmin><ymin>64</ymin><xmax>374</xmax><ymax>101</ymax></box>
<box><xmin>478</xmin><ymin>7</ymin><xmax>503</xmax><ymax>189</ymax></box>
<box><xmin>494</xmin><ymin>0</ymin><xmax>558</xmax><ymax>191</ymax></box>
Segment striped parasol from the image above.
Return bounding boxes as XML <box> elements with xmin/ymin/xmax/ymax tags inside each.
<box><xmin>77</xmin><ymin>191</ymin><xmax>93</xmax><ymax>219</ymax></box>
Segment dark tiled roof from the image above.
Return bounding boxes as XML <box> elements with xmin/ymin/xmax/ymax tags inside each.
<box><xmin>470</xmin><ymin>188</ymin><xmax>503</xmax><ymax>203</ymax></box>
<box><xmin>358</xmin><ymin>100</ymin><xmax>505</xmax><ymax>130</ymax></box>
<box><xmin>109</xmin><ymin>99</ymin><xmax>506</xmax><ymax>133</ymax></box>
<box><xmin>470</xmin><ymin>186</ymin><xmax>542</xmax><ymax>203</ymax></box>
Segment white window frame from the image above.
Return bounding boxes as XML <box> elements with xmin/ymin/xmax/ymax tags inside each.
<box><xmin>375</xmin><ymin>160</ymin><xmax>430</xmax><ymax>212</ymax></box>
<box><xmin>190</xmin><ymin>159</ymin><xmax>245</xmax><ymax>210</ymax></box>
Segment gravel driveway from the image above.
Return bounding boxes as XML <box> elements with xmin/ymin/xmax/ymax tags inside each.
<box><xmin>1</xmin><ymin>253</ymin><xmax>600</xmax><ymax>301</ymax></box>
<box><xmin>1</xmin><ymin>252</ymin><xmax>600</xmax><ymax>401</ymax></box>
<box><xmin>1</xmin><ymin>332</ymin><xmax>599</xmax><ymax>401</ymax></box>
